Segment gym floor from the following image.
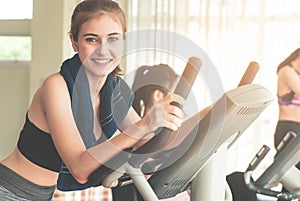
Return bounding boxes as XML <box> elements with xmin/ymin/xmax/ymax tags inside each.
<box><xmin>53</xmin><ymin>187</ymin><xmax>278</xmax><ymax>201</ymax></box>
<box><xmin>53</xmin><ymin>187</ymin><xmax>112</xmax><ymax>201</ymax></box>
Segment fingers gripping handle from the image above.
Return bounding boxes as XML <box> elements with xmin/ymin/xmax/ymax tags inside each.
<box><xmin>129</xmin><ymin>57</ymin><xmax>202</xmax><ymax>167</ymax></box>
<box><xmin>238</xmin><ymin>61</ymin><xmax>259</xmax><ymax>87</ymax></box>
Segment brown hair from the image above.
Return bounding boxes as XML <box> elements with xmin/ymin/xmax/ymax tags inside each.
<box><xmin>70</xmin><ymin>0</ymin><xmax>126</xmax><ymax>74</ymax></box>
<box><xmin>132</xmin><ymin>64</ymin><xmax>179</xmax><ymax>117</ymax></box>
<box><xmin>277</xmin><ymin>48</ymin><xmax>300</xmax><ymax>73</ymax></box>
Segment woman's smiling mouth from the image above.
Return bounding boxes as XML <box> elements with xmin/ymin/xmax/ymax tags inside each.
<box><xmin>92</xmin><ymin>58</ymin><xmax>113</xmax><ymax>64</ymax></box>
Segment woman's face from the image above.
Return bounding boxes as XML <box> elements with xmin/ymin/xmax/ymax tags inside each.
<box><xmin>72</xmin><ymin>14</ymin><xmax>124</xmax><ymax>77</ymax></box>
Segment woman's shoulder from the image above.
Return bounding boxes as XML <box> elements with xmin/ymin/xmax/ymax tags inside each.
<box><xmin>40</xmin><ymin>73</ymin><xmax>69</xmax><ymax>96</ymax></box>
<box><xmin>278</xmin><ymin>65</ymin><xmax>296</xmax><ymax>78</ymax></box>
<box><xmin>43</xmin><ymin>72</ymin><xmax>64</xmax><ymax>82</ymax></box>
<box><xmin>42</xmin><ymin>73</ymin><xmax>66</xmax><ymax>87</ymax></box>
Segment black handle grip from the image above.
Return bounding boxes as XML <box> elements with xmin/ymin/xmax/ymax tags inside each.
<box><xmin>246</xmin><ymin>145</ymin><xmax>270</xmax><ymax>172</ymax></box>
<box><xmin>128</xmin><ymin>102</ymin><xmax>181</xmax><ymax>167</ymax></box>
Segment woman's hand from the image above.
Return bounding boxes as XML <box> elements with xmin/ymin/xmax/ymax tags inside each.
<box><xmin>143</xmin><ymin>93</ymin><xmax>183</xmax><ymax>132</ymax></box>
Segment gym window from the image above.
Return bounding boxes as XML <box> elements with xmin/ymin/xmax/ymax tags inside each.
<box><xmin>0</xmin><ymin>0</ymin><xmax>32</xmax><ymax>62</ymax></box>
<box><xmin>0</xmin><ymin>36</ymin><xmax>31</xmax><ymax>61</ymax></box>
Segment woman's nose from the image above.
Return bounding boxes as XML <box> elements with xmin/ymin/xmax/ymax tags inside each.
<box><xmin>95</xmin><ymin>40</ymin><xmax>110</xmax><ymax>55</ymax></box>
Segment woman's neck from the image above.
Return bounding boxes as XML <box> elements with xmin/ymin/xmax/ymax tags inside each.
<box><xmin>85</xmin><ymin>71</ymin><xmax>107</xmax><ymax>101</ymax></box>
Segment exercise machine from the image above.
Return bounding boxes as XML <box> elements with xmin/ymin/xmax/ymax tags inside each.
<box><xmin>88</xmin><ymin>60</ymin><xmax>274</xmax><ymax>201</ymax></box>
<box><xmin>244</xmin><ymin>131</ymin><xmax>300</xmax><ymax>200</ymax></box>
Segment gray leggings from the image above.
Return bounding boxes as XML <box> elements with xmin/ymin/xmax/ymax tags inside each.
<box><xmin>0</xmin><ymin>164</ymin><xmax>55</xmax><ymax>201</ymax></box>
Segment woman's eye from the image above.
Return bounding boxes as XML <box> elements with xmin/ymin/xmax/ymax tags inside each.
<box><xmin>108</xmin><ymin>36</ymin><xmax>120</xmax><ymax>43</ymax></box>
<box><xmin>86</xmin><ymin>38</ymin><xmax>97</xmax><ymax>42</ymax></box>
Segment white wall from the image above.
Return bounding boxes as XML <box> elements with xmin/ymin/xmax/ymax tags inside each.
<box><xmin>0</xmin><ymin>62</ymin><xmax>29</xmax><ymax>159</ymax></box>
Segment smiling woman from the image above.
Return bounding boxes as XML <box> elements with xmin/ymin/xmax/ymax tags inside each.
<box><xmin>0</xmin><ymin>0</ymin><xmax>184</xmax><ymax>200</ymax></box>
<box><xmin>70</xmin><ymin>15</ymin><xmax>125</xmax><ymax>77</ymax></box>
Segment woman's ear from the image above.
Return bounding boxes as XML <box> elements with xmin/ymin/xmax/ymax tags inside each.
<box><xmin>69</xmin><ymin>34</ymin><xmax>78</xmax><ymax>52</ymax></box>
<box><xmin>152</xmin><ymin>89</ymin><xmax>165</xmax><ymax>103</ymax></box>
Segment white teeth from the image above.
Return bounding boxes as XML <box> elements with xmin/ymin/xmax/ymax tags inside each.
<box><xmin>94</xmin><ymin>59</ymin><xmax>111</xmax><ymax>64</ymax></box>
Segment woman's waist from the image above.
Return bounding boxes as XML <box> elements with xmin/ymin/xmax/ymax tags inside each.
<box><xmin>279</xmin><ymin>106</ymin><xmax>300</xmax><ymax>122</ymax></box>
<box><xmin>1</xmin><ymin>148</ymin><xmax>58</xmax><ymax>186</ymax></box>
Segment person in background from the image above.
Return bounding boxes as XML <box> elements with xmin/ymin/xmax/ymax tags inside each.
<box><xmin>274</xmin><ymin>47</ymin><xmax>300</xmax><ymax>201</ymax></box>
<box><xmin>0</xmin><ymin>1</ymin><xmax>183</xmax><ymax>200</ymax></box>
